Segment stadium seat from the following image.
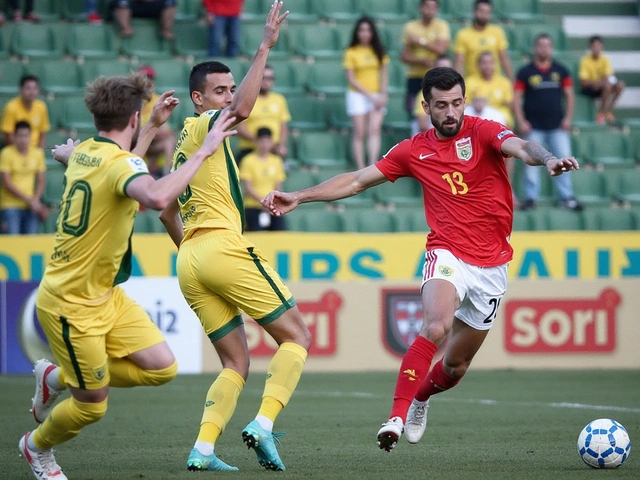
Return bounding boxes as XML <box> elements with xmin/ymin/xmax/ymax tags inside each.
<box><xmin>82</xmin><ymin>60</ymin><xmax>133</xmax><ymax>82</ymax></box>
<box><xmin>68</xmin><ymin>24</ymin><xmax>118</xmax><ymax>59</ymax></box>
<box><xmin>0</xmin><ymin>60</ymin><xmax>24</xmax><ymax>94</ymax></box>
<box><xmin>381</xmin><ymin>23</ymin><xmax>405</xmax><ymax>56</ymax></box>
<box><xmin>287</xmin><ymin>95</ymin><xmax>327</xmax><ymax>131</ymax></box>
<box><xmin>527</xmin><ymin>208</ymin><xmax>547</xmax><ymax>231</ymax></box>
<box><xmin>306</xmin><ymin>62</ymin><xmax>347</xmax><ymax>95</ymax></box>
<box><xmin>268</xmin><ymin>61</ymin><xmax>304</xmax><ymax>95</ymax></box>
<box><xmin>61</xmin><ymin>96</ymin><xmax>95</xmax><ymax>132</ymax></box>
<box><xmin>175</xmin><ymin>0</ymin><xmax>201</xmax><ymax>22</ymax></box>
<box><xmin>297</xmin><ymin>132</ymin><xmax>349</xmax><ymax>168</ymax></box>
<box><xmin>241</xmin><ymin>24</ymin><xmax>290</xmax><ymax>58</ymax></box>
<box><xmin>363</xmin><ymin>0</ymin><xmax>411</xmax><ymax>21</ymax></box>
<box><xmin>293</xmin><ymin>25</ymin><xmax>343</xmax><ymax>59</ymax></box>
<box><xmin>277</xmin><ymin>0</ymin><xmax>318</xmax><ymax>23</ymax></box>
<box><xmin>512</xmin><ymin>211</ymin><xmax>532</xmax><ymax>231</ymax></box>
<box><xmin>324</xmin><ymin>96</ymin><xmax>351</xmax><ymax>129</ymax></box>
<box><xmin>544</xmin><ymin>209</ymin><xmax>585</xmax><ymax>231</ymax></box>
<box><xmin>173</xmin><ymin>23</ymin><xmax>208</xmax><ymax>57</ymax></box>
<box><xmin>495</xmin><ymin>0</ymin><xmax>543</xmax><ymax>23</ymax></box>
<box><xmin>584</xmin><ymin>131</ymin><xmax>633</xmax><ymax>168</ymax></box>
<box><xmin>447</xmin><ymin>0</ymin><xmax>478</xmax><ymax>21</ymax></box>
<box><xmin>387</xmin><ymin>62</ymin><xmax>406</xmax><ymax>95</ymax></box>
<box><xmin>148</xmin><ymin>212</ymin><xmax>167</xmax><ymax>233</ymax></box>
<box><xmin>384</xmin><ymin>95</ymin><xmax>412</xmax><ymax>131</ymax></box>
<box><xmin>573</xmin><ymin>95</ymin><xmax>597</xmax><ymax>129</ymax></box>
<box><xmin>45</xmin><ymin>97</ymin><xmax>65</xmax><ymax>130</ymax></box>
<box><xmin>283</xmin><ymin>170</ymin><xmax>317</xmax><ymax>192</ymax></box>
<box><xmin>27</xmin><ymin>61</ymin><xmax>84</xmax><ymax>96</ymax></box>
<box><xmin>147</xmin><ymin>60</ymin><xmax>190</xmax><ymax>95</ymax></box>
<box><xmin>352</xmin><ymin>209</ymin><xmax>399</xmax><ymax>233</ymax></box>
<box><xmin>314</xmin><ymin>0</ymin><xmax>361</xmax><ymax>22</ymax></box>
<box><xmin>32</xmin><ymin>0</ymin><xmax>61</xmax><ymax>22</ymax></box>
<box><xmin>134</xmin><ymin>211</ymin><xmax>151</xmax><ymax>233</ymax></box>
<box><xmin>596</xmin><ymin>209</ymin><xmax>636</xmax><ymax>231</ymax></box>
<box><xmin>615</xmin><ymin>169</ymin><xmax>640</xmax><ymax>205</ymax></box>
<box><xmin>44</xmin><ymin>163</ymin><xmax>66</xmax><ymax>207</ymax></box>
<box><xmin>571</xmin><ymin>170</ymin><xmax>610</xmax><ymax>207</ymax></box>
<box><xmin>281</xmin><ymin>208</ymin><xmax>304</xmax><ymax>231</ymax></box>
<box><xmin>510</xmin><ymin>24</ymin><xmax>566</xmax><ymax>54</ymax></box>
<box><xmin>121</xmin><ymin>24</ymin><xmax>171</xmax><ymax>59</ymax></box>
<box><xmin>12</xmin><ymin>24</ymin><xmax>63</xmax><ymax>58</ymax></box>
<box><xmin>375</xmin><ymin>177</ymin><xmax>422</xmax><ymax>206</ymax></box>
<box><xmin>62</xmin><ymin>0</ymin><xmax>91</xmax><ymax>21</ymax></box>
<box><xmin>300</xmin><ymin>210</ymin><xmax>345</xmax><ymax>232</ymax></box>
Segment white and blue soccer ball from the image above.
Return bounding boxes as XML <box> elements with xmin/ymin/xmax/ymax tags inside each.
<box><xmin>577</xmin><ymin>418</ymin><xmax>631</xmax><ymax>468</ymax></box>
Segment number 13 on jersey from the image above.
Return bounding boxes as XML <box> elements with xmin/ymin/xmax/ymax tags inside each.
<box><xmin>442</xmin><ymin>171</ymin><xmax>468</xmax><ymax>195</ymax></box>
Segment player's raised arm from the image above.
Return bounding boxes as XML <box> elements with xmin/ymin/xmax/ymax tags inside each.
<box><xmin>225</xmin><ymin>1</ymin><xmax>289</xmax><ymax>125</ymax></box>
<box><xmin>262</xmin><ymin>164</ymin><xmax>388</xmax><ymax>216</ymax></box>
<box><xmin>501</xmin><ymin>136</ymin><xmax>579</xmax><ymax>177</ymax></box>
<box><xmin>132</xmin><ymin>90</ymin><xmax>180</xmax><ymax>158</ymax></box>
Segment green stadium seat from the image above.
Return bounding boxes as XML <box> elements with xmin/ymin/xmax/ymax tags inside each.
<box><xmin>514</xmin><ymin>24</ymin><xmax>567</xmax><ymax>54</ymax></box>
<box><xmin>241</xmin><ymin>0</ymin><xmax>266</xmax><ymax>22</ymax></box>
<box><xmin>268</xmin><ymin>61</ymin><xmax>304</xmax><ymax>95</ymax></box>
<box><xmin>61</xmin><ymin>96</ymin><xmax>95</xmax><ymax>132</ymax></box>
<box><xmin>122</xmin><ymin>24</ymin><xmax>171</xmax><ymax>59</ymax></box>
<box><xmin>596</xmin><ymin>209</ymin><xmax>636</xmax><ymax>231</ymax></box>
<box><xmin>357</xmin><ymin>210</ymin><xmax>399</xmax><ymax>233</ymax></box>
<box><xmin>134</xmin><ymin>211</ymin><xmax>151</xmax><ymax>233</ymax></box>
<box><xmin>278</xmin><ymin>0</ymin><xmax>318</xmax><ymax>23</ymax></box>
<box><xmin>42</xmin><ymin>211</ymin><xmax>59</xmax><ymax>233</ymax></box>
<box><xmin>175</xmin><ymin>0</ymin><xmax>202</xmax><ymax>22</ymax></box>
<box><xmin>283</xmin><ymin>170</ymin><xmax>317</xmax><ymax>192</ymax></box>
<box><xmin>241</xmin><ymin>24</ymin><xmax>290</xmax><ymax>58</ymax></box>
<box><xmin>173</xmin><ymin>23</ymin><xmax>208</xmax><ymax>57</ymax></box>
<box><xmin>527</xmin><ymin>208</ymin><xmax>547</xmax><ymax>231</ymax></box>
<box><xmin>287</xmin><ymin>95</ymin><xmax>327</xmax><ymax>131</ymax></box>
<box><xmin>293</xmin><ymin>25</ymin><xmax>343</xmax><ymax>59</ymax></box>
<box><xmin>0</xmin><ymin>30</ymin><xmax>9</xmax><ymax>59</ymax></box>
<box><xmin>512</xmin><ymin>211</ymin><xmax>532</xmax><ymax>231</ymax></box>
<box><xmin>314</xmin><ymin>0</ymin><xmax>361</xmax><ymax>22</ymax></box>
<box><xmin>375</xmin><ymin>177</ymin><xmax>422</xmax><ymax>206</ymax></box>
<box><xmin>615</xmin><ymin>169</ymin><xmax>640</xmax><ymax>205</ymax></box>
<box><xmin>447</xmin><ymin>0</ymin><xmax>478</xmax><ymax>21</ymax></box>
<box><xmin>27</xmin><ymin>61</ymin><xmax>84</xmax><ymax>96</ymax></box>
<box><xmin>32</xmin><ymin>0</ymin><xmax>61</xmax><ymax>22</ymax></box>
<box><xmin>282</xmin><ymin>208</ymin><xmax>304</xmax><ymax>231</ymax></box>
<box><xmin>44</xmin><ymin>163</ymin><xmax>66</xmax><ymax>207</ymax></box>
<box><xmin>573</xmin><ymin>95</ymin><xmax>598</xmax><ymax>129</ymax></box>
<box><xmin>0</xmin><ymin>60</ymin><xmax>24</xmax><ymax>94</ymax></box>
<box><xmin>584</xmin><ymin>131</ymin><xmax>633</xmax><ymax>168</ymax></box>
<box><xmin>12</xmin><ymin>24</ymin><xmax>63</xmax><ymax>58</ymax></box>
<box><xmin>68</xmin><ymin>24</ymin><xmax>118</xmax><ymax>59</ymax></box>
<box><xmin>148</xmin><ymin>212</ymin><xmax>167</xmax><ymax>233</ymax></box>
<box><xmin>571</xmin><ymin>170</ymin><xmax>610</xmax><ymax>207</ymax></box>
<box><xmin>45</xmin><ymin>97</ymin><xmax>65</xmax><ymax>130</ymax></box>
<box><xmin>384</xmin><ymin>95</ymin><xmax>412</xmax><ymax>130</ymax></box>
<box><xmin>306</xmin><ymin>62</ymin><xmax>347</xmax><ymax>95</ymax></box>
<box><xmin>544</xmin><ymin>209</ymin><xmax>585</xmax><ymax>231</ymax></box>
<box><xmin>387</xmin><ymin>62</ymin><xmax>406</xmax><ymax>95</ymax></box>
<box><xmin>61</xmin><ymin>0</ymin><xmax>89</xmax><ymax>21</ymax></box>
<box><xmin>300</xmin><ymin>210</ymin><xmax>345</xmax><ymax>232</ymax></box>
<box><xmin>147</xmin><ymin>60</ymin><xmax>190</xmax><ymax>95</ymax></box>
<box><xmin>82</xmin><ymin>60</ymin><xmax>133</xmax><ymax>81</ymax></box>
<box><xmin>363</xmin><ymin>0</ymin><xmax>411</xmax><ymax>21</ymax></box>
<box><xmin>325</xmin><ymin>95</ymin><xmax>351</xmax><ymax>129</ymax></box>
<box><xmin>297</xmin><ymin>132</ymin><xmax>348</xmax><ymax>168</ymax></box>
<box><xmin>495</xmin><ymin>0</ymin><xmax>543</xmax><ymax>23</ymax></box>
<box><xmin>381</xmin><ymin>23</ymin><xmax>405</xmax><ymax>56</ymax></box>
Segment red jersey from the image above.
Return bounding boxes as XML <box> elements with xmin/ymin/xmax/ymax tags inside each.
<box><xmin>203</xmin><ymin>0</ymin><xmax>244</xmax><ymax>17</ymax></box>
<box><xmin>376</xmin><ymin>116</ymin><xmax>517</xmax><ymax>267</ymax></box>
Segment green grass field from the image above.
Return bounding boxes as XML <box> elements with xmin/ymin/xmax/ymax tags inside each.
<box><xmin>2</xmin><ymin>371</ymin><xmax>639</xmax><ymax>479</ymax></box>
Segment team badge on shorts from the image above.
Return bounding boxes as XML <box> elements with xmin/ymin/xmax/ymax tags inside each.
<box><xmin>439</xmin><ymin>265</ymin><xmax>454</xmax><ymax>276</ymax></box>
<box><xmin>93</xmin><ymin>365</ymin><xmax>106</xmax><ymax>381</ymax></box>
<box><xmin>455</xmin><ymin>137</ymin><xmax>472</xmax><ymax>161</ymax></box>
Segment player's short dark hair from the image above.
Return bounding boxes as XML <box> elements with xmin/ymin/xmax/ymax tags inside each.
<box><xmin>14</xmin><ymin>120</ymin><xmax>31</xmax><ymax>133</ymax></box>
<box><xmin>589</xmin><ymin>35</ymin><xmax>603</xmax><ymax>45</ymax></box>
<box><xmin>421</xmin><ymin>67</ymin><xmax>466</xmax><ymax>104</ymax></box>
<box><xmin>20</xmin><ymin>74</ymin><xmax>39</xmax><ymax>88</ymax></box>
<box><xmin>475</xmin><ymin>0</ymin><xmax>491</xmax><ymax>9</ymax></box>
<box><xmin>256</xmin><ymin>127</ymin><xmax>272</xmax><ymax>138</ymax></box>
<box><xmin>535</xmin><ymin>33</ymin><xmax>553</xmax><ymax>45</ymax></box>
<box><xmin>189</xmin><ymin>61</ymin><xmax>231</xmax><ymax>96</ymax></box>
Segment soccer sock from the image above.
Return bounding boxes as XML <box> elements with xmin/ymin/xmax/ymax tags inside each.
<box><xmin>257</xmin><ymin>342</ymin><xmax>308</xmax><ymax>431</ymax></box>
<box><xmin>107</xmin><ymin>358</ymin><xmax>177</xmax><ymax>387</ymax></box>
<box><xmin>415</xmin><ymin>359</ymin><xmax>461</xmax><ymax>402</ymax></box>
<box><xmin>196</xmin><ymin>368</ymin><xmax>245</xmax><ymax>449</ymax></box>
<box><xmin>46</xmin><ymin>367</ymin><xmax>66</xmax><ymax>390</ymax></box>
<box><xmin>31</xmin><ymin>397</ymin><xmax>107</xmax><ymax>450</ymax></box>
<box><xmin>389</xmin><ymin>336</ymin><xmax>438</xmax><ymax>422</ymax></box>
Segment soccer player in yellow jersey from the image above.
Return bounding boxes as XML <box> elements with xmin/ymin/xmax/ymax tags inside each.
<box><xmin>18</xmin><ymin>73</ymin><xmax>238</xmax><ymax>480</ymax></box>
<box><xmin>160</xmin><ymin>1</ymin><xmax>311</xmax><ymax>472</ymax></box>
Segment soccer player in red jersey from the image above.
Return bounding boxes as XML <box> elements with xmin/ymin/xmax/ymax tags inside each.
<box><xmin>261</xmin><ymin>67</ymin><xmax>579</xmax><ymax>451</ymax></box>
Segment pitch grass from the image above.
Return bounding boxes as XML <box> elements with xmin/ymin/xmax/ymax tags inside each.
<box><xmin>2</xmin><ymin>371</ymin><xmax>639</xmax><ymax>479</ymax></box>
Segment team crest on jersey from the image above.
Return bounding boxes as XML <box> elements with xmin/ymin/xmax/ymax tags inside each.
<box><xmin>93</xmin><ymin>365</ymin><xmax>106</xmax><ymax>381</ymax></box>
<box><xmin>439</xmin><ymin>265</ymin><xmax>454</xmax><ymax>277</ymax></box>
<box><xmin>455</xmin><ymin>137</ymin><xmax>472</xmax><ymax>161</ymax></box>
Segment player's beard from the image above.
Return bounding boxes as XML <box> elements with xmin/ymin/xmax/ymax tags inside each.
<box><xmin>432</xmin><ymin>114</ymin><xmax>464</xmax><ymax>138</ymax></box>
<box><xmin>131</xmin><ymin>122</ymin><xmax>141</xmax><ymax>151</ymax></box>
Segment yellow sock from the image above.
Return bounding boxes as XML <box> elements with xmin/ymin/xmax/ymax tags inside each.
<box><xmin>33</xmin><ymin>397</ymin><xmax>107</xmax><ymax>450</ymax></box>
<box><xmin>197</xmin><ymin>368</ymin><xmax>245</xmax><ymax>444</ymax></box>
<box><xmin>108</xmin><ymin>358</ymin><xmax>177</xmax><ymax>388</ymax></box>
<box><xmin>259</xmin><ymin>342</ymin><xmax>308</xmax><ymax>423</ymax></box>
<box><xmin>56</xmin><ymin>368</ymin><xmax>67</xmax><ymax>389</ymax></box>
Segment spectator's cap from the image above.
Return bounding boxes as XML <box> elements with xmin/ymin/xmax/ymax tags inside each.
<box><xmin>257</xmin><ymin>127</ymin><xmax>273</xmax><ymax>138</ymax></box>
<box><xmin>138</xmin><ymin>65</ymin><xmax>156</xmax><ymax>80</ymax></box>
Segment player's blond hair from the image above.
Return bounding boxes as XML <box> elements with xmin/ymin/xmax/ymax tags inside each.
<box><xmin>85</xmin><ymin>73</ymin><xmax>153</xmax><ymax>132</ymax></box>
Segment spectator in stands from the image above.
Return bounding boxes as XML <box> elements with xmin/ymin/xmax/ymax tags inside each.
<box><xmin>1</xmin><ymin>74</ymin><xmax>50</xmax><ymax>148</ymax></box>
<box><xmin>464</xmin><ymin>96</ymin><xmax>506</xmax><ymax>124</ymax></box>
<box><xmin>0</xmin><ymin>121</ymin><xmax>47</xmax><ymax>234</ymax></box>
<box><xmin>454</xmin><ymin>0</ymin><xmax>513</xmax><ymax>81</ymax></box>
<box><xmin>6</xmin><ymin>0</ymin><xmax>39</xmax><ymax>22</ymax></box>
<box><xmin>579</xmin><ymin>35</ymin><xmax>626</xmax><ymax>125</ymax></box>
<box><xmin>401</xmin><ymin>0</ymin><xmax>450</xmax><ymax>114</ymax></box>
<box><xmin>110</xmin><ymin>0</ymin><xmax>176</xmax><ymax>39</ymax></box>
<box><xmin>240</xmin><ymin>127</ymin><xmax>286</xmax><ymax>232</ymax></box>
<box><xmin>85</xmin><ymin>0</ymin><xmax>104</xmax><ymax>24</ymax></box>
<box><xmin>236</xmin><ymin>65</ymin><xmax>291</xmax><ymax>162</ymax></box>
<box><xmin>465</xmin><ymin>51</ymin><xmax>514</xmax><ymax>126</ymax></box>
<box><xmin>413</xmin><ymin>54</ymin><xmax>452</xmax><ymax>133</ymax></box>
<box><xmin>203</xmin><ymin>0</ymin><xmax>244</xmax><ymax>58</ymax></box>
<box><xmin>138</xmin><ymin>65</ymin><xmax>176</xmax><ymax>178</ymax></box>
<box><xmin>343</xmin><ymin>17</ymin><xmax>389</xmax><ymax>169</ymax></box>
<box><xmin>514</xmin><ymin>34</ymin><xmax>582</xmax><ymax>211</ymax></box>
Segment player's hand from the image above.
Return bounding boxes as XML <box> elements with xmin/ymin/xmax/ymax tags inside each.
<box><xmin>199</xmin><ymin>109</ymin><xmax>237</xmax><ymax>157</ymax></box>
<box><xmin>518</xmin><ymin>120</ymin><xmax>532</xmax><ymax>136</ymax></box>
<box><xmin>560</xmin><ymin>117</ymin><xmax>572</xmax><ymax>131</ymax></box>
<box><xmin>52</xmin><ymin>138</ymin><xmax>80</xmax><ymax>166</ymax></box>
<box><xmin>261</xmin><ymin>1</ymin><xmax>289</xmax><ymax>50</ymax></box>
<box><xmin>149</xmin><ymin>90</ymin><xmax>180</xmax><ymax>128</ymax></box>
<box><xmin>546</xmin><ymin>156</ymin><xmax>579</xmax><ymax>176</ymax></box>
<box><xmin>261</xmin><ymin>190</ymin><xmax>299</xmax><ymax>216</ymax></box>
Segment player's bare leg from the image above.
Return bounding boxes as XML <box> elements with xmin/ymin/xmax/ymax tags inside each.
<box><xmin>406</xmin><ymin>318</ymin><xmax>489</xmax><ymax>444</ymax></box>
<box><xmin>377</xmin><ymin>279</ymin><xmax>458</xmax><ymax>452</ymax></box>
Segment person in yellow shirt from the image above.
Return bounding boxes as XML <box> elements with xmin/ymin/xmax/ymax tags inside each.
<box><xmin>1</xmin><ymin>74</ymin><xmax>50</xmax><ymax>148</ymax></box>
<box><xmin>344</xmin><ymin>16</ymin><xmax>390</xmax><ymax>169</ymax></box>
<box><xmin>579</xmin><ymin>35</ymin><xmax>626</xmax><ymax>124</ymax></box>
<box><xmin>465</xmin><ymin>51</ymin><xmax>514</xmax><ymax>126</ymax></box>
<box><xmin>401</xmin><ymin>0</ymin><xmax>450</xmax><ymax>114</ymax></box>
<box><xmin>18</xmin><ymin>72</ymin><xmax>237</xmax><ymax>480</ymax></box>
<box><xmin>0</xmin><ymin>121</ymin><xmax>47</xmax><ymax>234</ymax></box>
<box><xmin>413</xmin><ymin>55</ymin><xmax>452</xmax><ymax>133</ymax></box>
<box><xmin>240</xmin><ymin>127</ymin><xmax>286</xmax><ymax>231</ymax></box>
<box><xmin>453</xmin><ymin>0</ymin><xmax>513</xmax><ymax>80</ymax></box>
<box><xmin>236</xmin><ymin>64</ymin><xmax>291</xmax><ymax>161</ymax></box>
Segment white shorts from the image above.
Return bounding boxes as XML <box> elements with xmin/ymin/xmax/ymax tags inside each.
<box><xmin>346</xmin><ymin>91</ymin><xmax>384</xmax><ymax>116</ymax></box>
<box><xmin>421</xmin><ymin>249</ymin><xmax>508</xmax><ymax>331</ymax></box>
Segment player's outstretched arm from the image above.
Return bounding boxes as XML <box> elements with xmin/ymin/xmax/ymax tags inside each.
<box><xmin>51</xmin><ymin>138</ymin><xmax>80</xmax><ymax>166</ymax></box>
<box><xmin>132</xmin><ymin>90</ymin><xmax>180</xmax><ymax>158</ymax></box>
<box><xmin>262</xmin><ymin>164</ymin><xmax>388</xmax><ymax>216</ymax></box>
<box><xmin>126</xmin><ymin>110</ymin><xmax>237</xmax><ymax>210</ymax></box>
<box><xmin>159</xmin><ymin>200</ymin><xmax>184</xmax><ymax>248</ymax></box>
<box><xmin>501</xmin><ymin>137</ymin><xmax>579</xmax><ymax>177</ymax></box>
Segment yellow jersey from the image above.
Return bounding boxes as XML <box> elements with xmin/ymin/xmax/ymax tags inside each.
<box><xmin>413</xmin><ymin>92</ymin><xmax>426</xmax><ymax>117</ymax></box>
<box><xmin>141</xmin><ymin>92</ymin><xmax>161</xmax><ymax>126</ymax></box>
<box><xmin>402</xmin><ymin>18</ymin><xmax>451</xmax><ymax>79</ymax></box>
<box><xmin>464</xmin><ymin>73</ymin><xmax>514</xmax><ymax>126</ymax></box>
<box><xmin>239</xmin><ymin>152</ymin><xmax>286</xmax><ymax>209</ymax></box>
<box><xmin>579</xmin><ymin>54</ymin><xmax>614</xmax><ymax>82</ymax></box>
<box><xmin>454</xmin><ymin>24</ymin><xmax>508</xmax><ymax>77</ymax></box>
<box><xmin>0</xmin><ymin>144</ymin><xmax>45</xmax><ymax>209</ymax></box>
<box><xmin>342</xmin><ymin>45</ymin><xmax>390</xmax><ymax>93</ymax></box>
<box><xmin>0</xmin><ymin>97</ymin><xmax>51</xmax><ymax>147</ymax></box>
<box><xmin>172</xmin><ymin>110</ymin><xmax>244</xmax><ymax>239</ymax></box>
<box><xmin>41</xmin><ymin>137</ymin><xmax>150</xmax><ymax>306</ymax></box>
<box><xmin>238</xmin><ymin>92</ymin><xmax>291</xmax><ymax>151</ymax></box>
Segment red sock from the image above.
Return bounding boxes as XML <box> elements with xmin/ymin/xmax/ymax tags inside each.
<box><xmin>389</xmin><ymin>336</ymin><xmax>438</xmax><ymax>422</ymax></box>
<box><xmin>415</xmin><ymin>359</ymin><xmax>460</xmax><ymax>402</ymax></box>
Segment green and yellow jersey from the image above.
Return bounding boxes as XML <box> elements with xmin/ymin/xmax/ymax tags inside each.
<box><xmin>172</xmin><ymin>110</ymin><xmax>244</xmax><ymax>240</ymax></box>
<box><xmin>41</xmin><ymin>137</ymin><xmax>150</xmax><ymax>306</ymax></box>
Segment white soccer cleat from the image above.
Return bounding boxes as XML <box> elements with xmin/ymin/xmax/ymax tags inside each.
<box><xmin>405</xmin><ymin>399</ymin><xmax>429</xmax><ymax>444</ymax></box>
<box><xmin>19</xmin><ymin>432</ymin><xmax>68</xmax><ymax>480</ymax></box>
<box><xmin>377</xmin><ymin>416</ymin><xmax>404</xmax><ymax>452</ymax></box>
<box><xmin>31</xmin><ymin>359</ymin><xmax>63</xmax><ymax>424</ymax></box>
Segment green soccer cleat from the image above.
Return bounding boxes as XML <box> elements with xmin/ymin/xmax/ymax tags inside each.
<box><xmin>241</xmin><ymin>420</ymin><xmax>286</xmax><ymax>471</ymax></box>
<box><xmin>186</xmin><ymin>448</ymin><xmax>238</xmax><ymax>471</ymax></box>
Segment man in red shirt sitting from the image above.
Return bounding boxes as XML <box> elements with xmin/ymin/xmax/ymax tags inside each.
<box><xmin>203</xmin><ymin>0</ymin><xmax>245</xmax><ymax>57</ymax></box>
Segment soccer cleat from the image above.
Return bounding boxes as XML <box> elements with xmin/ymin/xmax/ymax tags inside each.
<box><xmin>405</xmin><ymin>399</ymin><xmax>430</xmax><ymax>444</ymax></box>
<box><xmin>377</xmin><ymin>416</ymin><xmax>404</xmax><ymax>452</ymax></box>
<box><xmin>31</xmin><ymin>359</ymin><xmax>63</xmax><ymax>424</ymax></box>
<box><xmin>186</xmin><ymin>448</ymin><xmax>238</xmax><ymax>471</ymax></box>
<box><xmin>19</xmin><ymin>432</ymin><xmax>68</xmax><ymax>480</ymax></box>
<box><xmin>241</xmin><ymin>420</ymin><xmax>286</xmax><ymax>471</ymax></box>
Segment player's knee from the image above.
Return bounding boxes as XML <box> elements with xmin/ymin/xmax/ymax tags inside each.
<box><xmin>420</xmin><ymin>322</ymin><xmax>448</xmax><ymax>345</ymax></box>
<box><xmin>442</xmin><ymin>359</ymin><xmax>471</xmax><ymax>380</ymax></box>
<box><xmin>72</xmin><ymin>396</ymin><xmax>108</xmax><ymax>426</ymax></box>
<box><xmin>143</xmin><ymin>360</ymin><xmax>178</xmax><ymax>386</ymax></box>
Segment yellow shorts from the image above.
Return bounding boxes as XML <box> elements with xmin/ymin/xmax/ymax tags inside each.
<box><xmin>177</xmin><ymin>230</ymin><xmax>295</xmax><ymax>342</ymax></box>
<box><xmin>35</xmin><ymin>286</ymin><xmax>165</xmax><ymax>390</ymax></box>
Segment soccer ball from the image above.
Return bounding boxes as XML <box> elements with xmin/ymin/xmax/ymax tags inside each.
<box><xmin>577</xmin><ymin>418</ymin><xmax>631</xmax><ymax>468</ymax></box>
